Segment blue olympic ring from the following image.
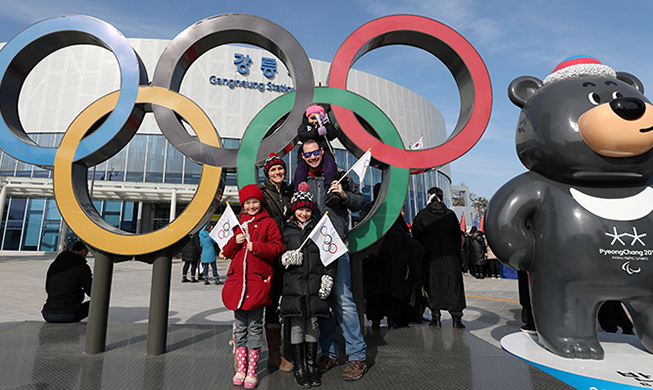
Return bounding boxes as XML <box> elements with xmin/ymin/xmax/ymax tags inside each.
<box><xmin>0</xmin><ymin>15</ymin><xmax>147</xmax><ymax>167</ymax></box>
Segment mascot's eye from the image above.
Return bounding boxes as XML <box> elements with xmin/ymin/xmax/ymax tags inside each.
<box><xmin>612</xmin><ymin>91</ymin><xmax>623</xmax><ymax>100</ymax></box>
<box><xmin>588</xmin><ymin>92</ymin><xmax>601</xmax><ymax>105</ymax></box>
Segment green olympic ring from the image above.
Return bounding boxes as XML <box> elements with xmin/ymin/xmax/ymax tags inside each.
<box><xmin>237</xmin><ymin>86</ymin><xmax>409</xmax><ymax>252</ymax></box>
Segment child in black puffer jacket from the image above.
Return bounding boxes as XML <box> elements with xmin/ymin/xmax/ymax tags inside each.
<box><xmin>280</xmin><ymin>182</ymin><xmax>337</xmax><ymax>388</ymax></box>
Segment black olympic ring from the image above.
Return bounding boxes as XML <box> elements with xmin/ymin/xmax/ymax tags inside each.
<box><xmin>151</xmin><ymin>14</ymin><xmax>315</xmax><ymax>168</ymax></box>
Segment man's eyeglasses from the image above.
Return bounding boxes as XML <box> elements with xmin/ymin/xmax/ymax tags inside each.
<box><xmin>303</xmin><ymin>150</ymin><xmax>320</xmax><ymax>158</ymax></box>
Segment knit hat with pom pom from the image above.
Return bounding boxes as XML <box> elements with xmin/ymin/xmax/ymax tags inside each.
<box><xmin>291</xmin><ymin>182</ymin><xmax>316</xmax><ymax>212</ymax></box>
<box><xmin>263</xmin><ymin>152</ymin><xmax>286</xmax><ymax>178</ymax></box>
<box><xmin>543</xmin><ymin>56</ymin><xmax>616</xmax><ymax>85</ymax></box>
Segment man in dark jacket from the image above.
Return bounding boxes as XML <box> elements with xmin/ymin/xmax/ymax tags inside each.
<box><xmin>412</xmin><ymin>187</ymin><xmax>467</xmax><ymax>329</ymax></box>
<box><xmin>41</xmin><ymin>241</ymin><xmax>92</xmax><ymax>323</ymax></box>
<box><xmin>299</xmin><ymin>139</ymin><xmax>368</xmax><ymax>381</ymax></box>
<box><xmin>181</xmin><ymin>233</ymin><xmax>201</xmax><ymax>283</ymax></box>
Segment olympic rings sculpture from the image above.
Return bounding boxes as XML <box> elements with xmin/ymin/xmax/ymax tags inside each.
<box><xmin>0</xmin><ymin>13</ymin><xmax>491</xmax><ymax>258</ymax></box>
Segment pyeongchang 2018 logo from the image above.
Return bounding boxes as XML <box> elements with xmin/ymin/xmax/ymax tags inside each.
<box><xmin>600</xmin><ymin>227</ymin><xmax>649</xmax><ymax>274</ymax></box>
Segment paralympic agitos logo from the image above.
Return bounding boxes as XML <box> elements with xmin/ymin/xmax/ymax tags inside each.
<box><xmin>600</xmin><ymin>226</ymin><xmax>649</xmax><ymax>274</ymax></box>
<box><xmin>0</xmin><ymin>14</ymin><xmax>491</xmax><ymax>259</ymax></box>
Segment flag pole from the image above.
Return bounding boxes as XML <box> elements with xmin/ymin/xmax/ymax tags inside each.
<box><xmin>227</xmin><ymin>201</ymin><xmax>250</xmax><ymax>243</ymax></box>
<box><xmin>296</xmin><ymin>211</ymin><xmax>329</xmax><ymax>252</ymax></box>
<box><xmin>317</xmin><ymin>114</ymin><xmax>336</xmax><ymax>156</ymax></box>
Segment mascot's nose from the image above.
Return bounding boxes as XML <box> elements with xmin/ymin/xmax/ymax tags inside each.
<box><xmin>610</xmin><ymin>97</ymin><xmax>646</xmax><ymax>120</ymax></box>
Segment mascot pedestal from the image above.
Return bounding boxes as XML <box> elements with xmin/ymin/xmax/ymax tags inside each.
<box><xmin>487</xmin><ymin>56</ymin><xmax>653</xmax><ymax>385</ymax></box>
<box><xmin>502</xmin><ymin>332</ymin><xmax>653</xmax><ymax>389</ymax></box>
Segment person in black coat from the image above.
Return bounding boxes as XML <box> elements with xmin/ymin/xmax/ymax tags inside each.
<box><xmin>468</xmin><ymin>227</ymin><xmax>488</xmax><ymax>279</ymax></box>
<box><xmin>412</xmin><ymin>187</ymin><xmax>467</xmax><ymax>329</ymax></box>
<box><xmin>364</xmin><ymin>213</ymin><xmax>425</xmax><ymax>329</ymax></box>
<box><xmin>181</xmin><ymin>233</ymin><xmax>201</xmax><ymax>283</ymax></box>
<box><xmin>281</xmin><ymin>183</ymin><xmax>336</xmax><ymax>388</ymax></box>
<box><xmin>41</xmin><ymin>241</ymin><xmax>92</xmax><ymax>323</ymax></box>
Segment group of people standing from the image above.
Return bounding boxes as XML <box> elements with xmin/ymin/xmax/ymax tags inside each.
<box><xmin>363</xmin><ymin>186</ymin><xmax>469</xmax><ymax>331</ymax></box>
<box><xmin>180</xmin><ymin>223</ymin><xmax>223</xmax><ymax>285</ymax></box>
<box><xmin>38</xmin><ymin>103</ymin><xmax>476</xmax><ymax>388</ymax></box>
<box><xmin>216</xmin><ymin>104</ymin><xmax>367</xmax><ymax>389</ymax></box>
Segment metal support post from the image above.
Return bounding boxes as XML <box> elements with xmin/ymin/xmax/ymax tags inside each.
<box><xmin>84</xmin><ymin>251</ymin><xmax>114</xmax><ymax>354</ymax></box>
<box><xmin>146</xmin><ymin>250</ymin><xmax>172</xmax><ymax>355</ymax></box>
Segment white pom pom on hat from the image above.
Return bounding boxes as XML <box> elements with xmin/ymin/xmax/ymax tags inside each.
<box><xmin>543</xmin><ymin>56</ymin><xmax>617</xmax><ymax>85</ymax></box>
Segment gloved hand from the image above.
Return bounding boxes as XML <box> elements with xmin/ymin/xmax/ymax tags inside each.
<box><xmin>318</xmin><ymin>112</ymin><xmax>329</xmax><ymax>125</ymax></box>
<box><xmin>281</xmin><ymin>250</ymin><xmax>303</xmax><ymax>268</ymax></box>
<box><xmin>317</xmin><ymin>112</ymin><xmax>329</xmax><ymax>136</ymax></box>
<box><xmin>319</xmin><ymin>275</ymin><xmax>334</xmax><ymax>299</ymax></box>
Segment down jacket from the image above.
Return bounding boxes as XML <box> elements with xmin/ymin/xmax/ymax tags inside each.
<box><xmin>221</xmin><ymin>208</ymin><xmax>285</xmax><ymax>311</ymax></box>
<box><xmin>280</xmin><ymin>217</ymin><xmax>337</xmax><ymax>319</ymax></box>
<box><xmin>181</xmin><ymin>234</ymin><xmax>201</xmax><ymax>262</ymax></box>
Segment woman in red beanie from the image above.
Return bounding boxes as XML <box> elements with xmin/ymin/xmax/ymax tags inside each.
<box><xmin>222</xmin><ymin>184</ymin><xmax>285</xmax><ymax>388</ymax></box>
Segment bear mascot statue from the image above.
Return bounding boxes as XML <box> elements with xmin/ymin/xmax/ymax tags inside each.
<box><xmin>486</xmin><ymin>56</ymin><xmax>653</xmax><ymax>360</ymax></box>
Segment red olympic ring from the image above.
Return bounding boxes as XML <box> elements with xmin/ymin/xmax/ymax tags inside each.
<box><xmin>328</xmin><ymin>15</ymin><xmax>492</xmax><ymax>170</ymax></box>
<box><xmin>218</xmin><ymin>230</ymin><xmax>227</xmax><ymax>239</ymax></box>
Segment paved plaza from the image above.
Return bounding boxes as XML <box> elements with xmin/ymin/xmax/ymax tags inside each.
<box><xmin>0</xmin><ymin>254</ymin><xmax>573</xmax><ymax>389</ymax></box>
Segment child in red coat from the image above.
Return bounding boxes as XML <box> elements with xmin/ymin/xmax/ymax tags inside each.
<box><xmin>222</xmin><ymin>184</ymin><xmax>285</xmax><ymax>388</ymax></box>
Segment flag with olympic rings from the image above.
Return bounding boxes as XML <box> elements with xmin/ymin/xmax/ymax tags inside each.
<box><xmin>210</xmin><ymin>203</ymin><xmax>239</xmax><ymax>249</ymax></box>
<box><xmin>349</xmin><ymin>149</ymin><xmax>372</xmax><ymax>189</ymax></box>
<box><xmin>308</xmin><ymin>213</ymin><xmax>347</xmax><ymax>266</ymax></box>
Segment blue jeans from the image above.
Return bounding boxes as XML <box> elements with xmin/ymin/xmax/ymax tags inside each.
<box><xmin>182</xmin><ymin>260</ymin><xmax>198</xmax><ymax>277</ymax></box>
<box><xmin>202</xmin><ymin>262</ymin><xmax>218</xmax><ymax>279</ymax></box>
<box><xmin>318</xmin><ymin>252</ymin><xmax>367</xmax><ymax>361</ymax></box>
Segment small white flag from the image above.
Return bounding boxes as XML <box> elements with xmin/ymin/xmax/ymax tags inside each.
<box><xmin>308</xmin><ymin>213</ymin><xmax>347</xmax><ymax>267</ymax></box>
<box><xmin>410</xmin><ymin>137</ymin><xmax>423</xmax><ymax>150</ymax></box>
<box><xmin>349</xmin><ymin>149</ymin><xmax>372</xmax><ymax>188</ymax></box>
<box><xmin>209</xmin><ymin>203</ymin><xmax>239</xmax><ymax>249</ymax></box>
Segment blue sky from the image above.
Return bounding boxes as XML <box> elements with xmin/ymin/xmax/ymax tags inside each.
<box><xmin>1</xmin><ymin>0</ymin><xmax>652</xmax><ymax>199</ymax></box>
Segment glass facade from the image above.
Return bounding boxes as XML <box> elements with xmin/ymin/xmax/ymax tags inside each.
<box><xmin>0</xmin><ymin>132</ymin><xmax>451</xmax><ymax>252</ymax></box>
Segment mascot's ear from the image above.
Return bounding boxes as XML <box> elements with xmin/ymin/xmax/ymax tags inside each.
<box><xmin>617</xmin><ymin>71</ymin><xmax>644</xmax><ymax>94</ymax></box>
<box><xmin>508</xmin><ymin>76</ymin><xmax>543</xmax><ymax>108</ymax></box>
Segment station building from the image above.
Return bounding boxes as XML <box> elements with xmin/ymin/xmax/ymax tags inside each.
<box><xmin>0</xmin><ymin>38</ymin><xmax>451</xmax><ymax>253</ymax></box>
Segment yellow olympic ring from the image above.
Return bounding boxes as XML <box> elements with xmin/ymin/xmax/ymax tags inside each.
<box><xmin>54</xmin><ymin>86</ymin><xmax>223</xmax><ymax>255</ymax></box>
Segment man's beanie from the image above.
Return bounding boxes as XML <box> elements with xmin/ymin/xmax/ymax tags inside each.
<box><xmin>263</xmin><ymin>152</ymin><xmax>286</xmax><ymax>177</ymax></box>
<box><xmin>291</xmin><ymin>182</ymin><xmax>316</xmax><ymax>212</ymax></box>
<box><xmin>239</xmin><ymin>184</ymin><xmax>264</xmax><ymax>206</ymax></box>
<box><xmin>543</xmin><ymin>56</ymin><xmax>616</xmax><ymax>85</ymax></box>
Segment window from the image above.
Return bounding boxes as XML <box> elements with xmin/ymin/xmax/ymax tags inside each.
<box><xmin>145</xmin><ymin>135</ymin><xmax>166</xmax><ymax>182</ymax></box>
<box><xmin>126</xmin><ymin>134</ymin><xmax>147</xmax><ymax>182</ymax></box>
<box><xmin>2</xmin><ymin>198</ymin><xmax>26</xmax><ymax>250</ymax></box>
<box><xmin>164</xmin><ymin>142</ymin><xmax>184</xmax><ymax>184</ymax></box>
<box><xmin>40</xmin><ymin>199</ymin><xmax>61</xmax><ymax>251</ymax></box>
<box><xmin>21</xmin><ymin>198</ymin><xmax>44</xmax><ymax>251</ymax></box>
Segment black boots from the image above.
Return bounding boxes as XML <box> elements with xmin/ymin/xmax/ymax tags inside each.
<box><xmin>452</xmin><ymin>316</ymin><xmax>466</xmax><ymax>329</ymax></box>
<box><xmin>292</xmin><ymin>343</ymin><xmax>311</xmax><ymax>388</ymax></box>
<box><xmin>305</xmin><ymin>342</ymin><xmax>321</xmax><ymax>387</ymax></box>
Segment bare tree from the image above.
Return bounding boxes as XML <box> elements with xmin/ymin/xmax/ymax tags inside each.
<box><xmin>470</xmin><ymin>193</ymin><xmax>488</xmax><ymax>214</ymax></box>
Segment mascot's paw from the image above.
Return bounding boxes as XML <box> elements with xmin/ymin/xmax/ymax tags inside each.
<box><xmin>546</xmin><ymin>337</ymin><xmax>605</xmax><ymax>360</ymax></box>
<box><xmin>281</xmin><ymin>250</ymin><xmax>303</xmax><ymax>268</ymax></box>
